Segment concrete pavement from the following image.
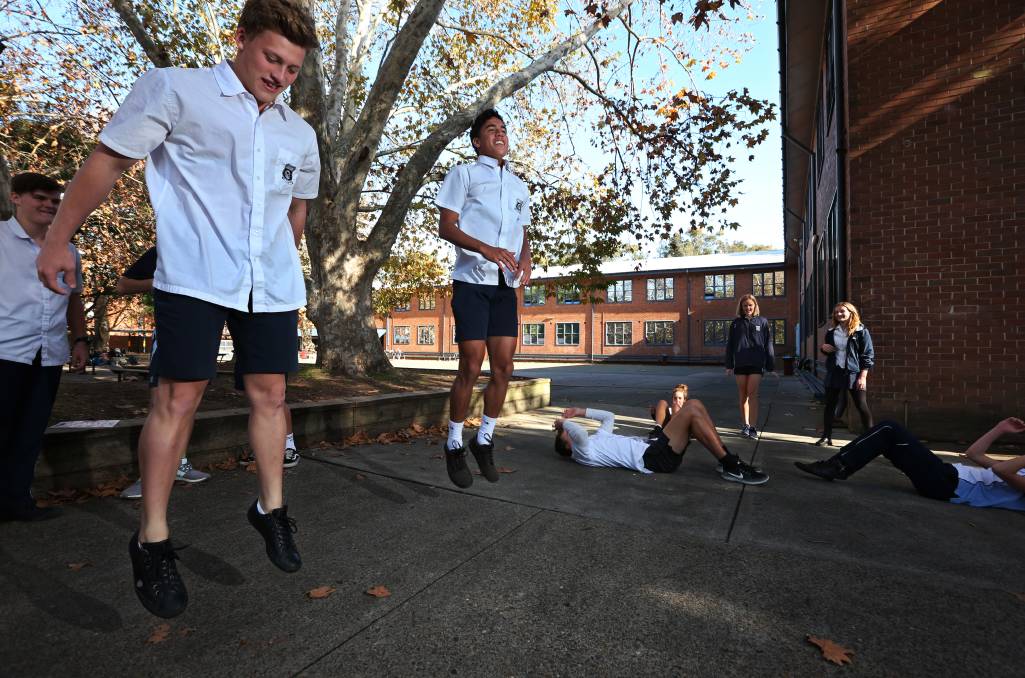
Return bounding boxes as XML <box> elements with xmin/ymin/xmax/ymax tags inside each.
<box><xmin>2</xmin><ymin>364</ymin><xmax>1023</xmax><ymax>676</ymax></box>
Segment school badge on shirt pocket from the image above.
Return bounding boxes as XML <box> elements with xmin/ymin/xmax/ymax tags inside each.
<box><xmin>273</xmin><ymin>148</ymin><xmax>299</xmax><ymax>193</ymax></box>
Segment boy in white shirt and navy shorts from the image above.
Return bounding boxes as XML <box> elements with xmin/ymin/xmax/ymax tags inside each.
<box><xmin>36</xmin><ymin>0</ymin><xmax>320</xmax><ymax>618</ymax></box>
<box><xmin>436</xmin><ymin>109</ymin><xmax>532</xmax><ymax>488</ymax></box>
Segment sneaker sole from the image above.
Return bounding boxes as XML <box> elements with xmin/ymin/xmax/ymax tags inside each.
<box><xmin>175</xmin><ymin>475</ymin><xmax>210</xmax><ymax>484</ymax></box>
<box><xmin>720</xmin><ymin>471</ymin><xmax>769</xmax><ymax>485</ymax></box>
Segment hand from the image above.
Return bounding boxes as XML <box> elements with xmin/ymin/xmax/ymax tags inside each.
<box><xmin>70</xmin><ymin>341</ymin><xmax>88</xmax><ymax>373</ymax></box>
<box><xmin>517</xmin><ymin>255</ymin><xmax>533</xmax><ymax>287</ymax></box>
<box><xmin>997</xmin><ymin>417</ymin><xmax>1025</xmax><ymax>435</ymax></box>
<box><xmin>561</xmin><ymin>407</ymin><xmax>583</xmax><ymax>419</ymax></box>
<box><xmin>855</xmin><ymin>376</ymin><xmax>867</xmax><ymax>391</ymax></box>
<box><xmin>36</xmin><ymin>243</ymin><xmax>77</xmax><ymax>295</ymax></box>
<box><xmin>479</xmin><ymin>244</ymin><xmax>519</xmax><ymax>273</ymax></box>
<box><xmin>820</xmin><ymin>344</ymin><xmax>835</xmax><ymax>353</ymax></box>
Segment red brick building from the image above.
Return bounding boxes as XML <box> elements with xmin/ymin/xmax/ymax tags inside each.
<box><xmin>780</xmin><ymin>0</ymin><xmax>1025</xmax><ymax>434</ymax></box>
<box><xmin>382</xmin><ymin>251</ymin><xmax>798</xmax><ymax>363</ymax></box>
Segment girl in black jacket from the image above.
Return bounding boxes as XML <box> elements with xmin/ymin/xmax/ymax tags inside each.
<box><xmin>815</xmin><ymin>301</ymin><xmax>874</xmax><ymax>446</ymax></box>
<box><xmin>725</xmin><ymin>294</ymin><xmax>774</xmax><ymax>439</ymax></box>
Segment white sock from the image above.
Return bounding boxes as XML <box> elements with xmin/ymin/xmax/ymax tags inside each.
<box><xmin>256</xmin><ymin>499</ymin><xmax>268</xmax><ymax>515</ymax></box>
<box><xmin>447</xmin><ymin>420</ymin><xmax>464</xmax><ymax>451</ymax></box>
<box><xmin>477</xmin><ymin>415</ymin><xmax>498</xmax><ymax>444</ymax></box>
<box><xmin>179</xmin><ymin>457</ymin><xmax>188</xmax><ymax>465</ymax></box>
<box><xmin>285</xmin><ymin>433</ymin><xmax>295</xmax><ymax>450</ymax></box>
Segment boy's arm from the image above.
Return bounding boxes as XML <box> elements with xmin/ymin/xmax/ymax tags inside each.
<box><xmin>991</xmin><ymin>456</ymin><xmax>1025</xmax><ymax>493</ymax></box>
<box><xmin>288</xmin><ymin>198</ymin><xmax>307</xmax><ymax>248</ymax></box>
<box><xmin>115</xmin><ymin>277</ymin><xmax>153</xmax><ymax>295</ymax></box>
<box><xmin>584</xmin><ymin>408</ymin><xmax>616</xmax><ymax>433</ymax></box>
<box><xmin>964</xmin><ymin>418</ymin><xmax>1025</xmax><ymax>470</ymax></box>
<box><xmin>67</xmin><ymin>292</ymin><xmax>88</xmax><ymax>371</ymax></box>
<box><xmin>518</xmin><ymin>226</ymin><xmax>532</xmax><ymax>286</ymax></box>
<box><xmin>438</xmin><ymin>208</ymin><xmax>519</xmax><ymax>273</ymax></box>
<box><xmin>38</xmin><ymin>144</ymin><xmax>138</xmax><ymax>293</ymax></box>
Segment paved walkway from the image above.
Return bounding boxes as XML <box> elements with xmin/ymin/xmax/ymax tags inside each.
<box><xmin>3</xmin><ymin>365</ymin><xmax>1023</xmax><ymax>676</ymax></box>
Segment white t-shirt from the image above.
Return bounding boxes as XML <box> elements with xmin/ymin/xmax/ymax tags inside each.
<box><xmin>0</xmin><ymin>218</ymin><xmax>83</xmax><ymax>366</ymax></box>
<box><xmin>950</xmin><ymin>463</ymin><xmax>1025</xmax><ymax>511</ymax></box>
<box><xmin>833</xmin><ymin>326</ymin><xmax>849</xmax><ymax>369</ymax></box>
<box><xmin>99</xmin><ymin>61</ymin><xmax>320</xmax><ymax>313</ymax></box>
<box><xmin>435</xmin><ymin>155</ymin><xmax>531</xmax><ymax>286</ymax></box>
<box><xmin>562</xmin><ymin>409</ymin><xmax>651</xmax><ymax>474</ymax></box>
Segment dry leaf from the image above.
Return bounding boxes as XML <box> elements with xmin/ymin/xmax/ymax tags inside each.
<box><xmin>806</xmin><ymin>635</ymin><xmax>854</xmax><ymax>665</ymax></box>
<box><xmin>1011</xmin><ymin>592</ymin><xmax>1025</xmax><ymax>604</ymax></box>
<box><xmin>496</xmin><ymin>466</ymin><xmax>517</xmax><ymax>474</ymax></box>
<box><xmin>177</xmin><ymin>627</ymin><xmax>194</xmax><ymax>638</ymax></box>
<box><xmin>147</xmin><ymin>623</ymin><xmax>171</xmax><ymax>644</ymax></box>
<box><xmin>212</xmin><ymin>456</ymin><xmax>238</xmax><ymax>471</ymax></box>
<box><xmin>245</xmin><ymin>463</ymin><xmax>258</xmax><ymax>474</ymax></box>
<box><xmin>464</xmin><ymin>417</ymin><xmax>482</xmax><ymax>428</ymax></box>
<box><xmin>430</xmin><ymin>453</ymin><xmax>443</xmax><ymax>460</ymax></box>
<box><xmin>410</xmin><ymin>422</ymin><xmax>425</xmax><ymax>434</ymax></box>
<box><xmin>365</xmin><ymin>585</ymin><xmax>391</xmax><ymax>598</ymax></box>
<box><xmin>354</xmin><ymin>473</ymin><xmax>366</xmax><ymax>481</ymax></box>
<box><xmin>67</xmin><ymin>562</ymin><xmax>91</xmax><ymax>571</ymax></box>
<box><xmin>306</xmin><ymin>586</ymin><xmax>336</xmax><ymax>600</ymax></box>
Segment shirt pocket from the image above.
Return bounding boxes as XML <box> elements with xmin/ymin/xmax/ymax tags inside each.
<box><xmin>271</xmin><ymin>147</ymin><xmax>302</xmax><ymax>195</ymax></box>
<box><xmin>466</xmin><ymin>177</ymin><xmax>500</xmax><ymax>202</ymax></box>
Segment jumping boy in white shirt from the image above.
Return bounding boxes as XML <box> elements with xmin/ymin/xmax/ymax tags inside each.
<box><xmin>35</xmin><ymin>0</ymin><xmax>320</xmax><ymax>618</ymax></box>
<box><xmin>435</xmin><ymin>109</ymin><xmax>532</xmax><ymax>488</ymax></box>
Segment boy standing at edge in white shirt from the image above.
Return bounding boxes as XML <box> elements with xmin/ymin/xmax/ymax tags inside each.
<box><xmin>436</xmin><ymin>109</ymin><xmax>533</xmax><ymax>489</ymax></box>
<box><xmin>0</xmin><ymin>172</ymin><xmax>88</xmax><ymax>522</ymax></box>
<box><xmin>35</xmin><ymin>0</ymin><xmax>320</xmax><ymax>618</ymax></box>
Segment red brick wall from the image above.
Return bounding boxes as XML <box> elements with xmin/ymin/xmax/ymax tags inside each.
<box><xmin>845</xmin><ymin>0</ymin><xmax>1025</xmax><ymax>428</ymax></box>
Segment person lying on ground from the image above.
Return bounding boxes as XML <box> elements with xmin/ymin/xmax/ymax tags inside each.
<box><xmin>795</xmin><ymin>418</ymin><xmax>1025</xmax><ymax>511</ymax></box>
<box><xmin>553</xmin><ymin>400</ymin><xmax>768</xmax><ymax>485</ymax></box>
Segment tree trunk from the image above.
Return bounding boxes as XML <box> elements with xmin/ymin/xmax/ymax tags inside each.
<box><xmin>0</xmin><ymin>150</ymin><xmax>12</xmax><ymax>221</ymax></box>
<box><xmin>92</xmin><ymin>294</ymin><xmax>111</xmax><ymax>349</ymax></box>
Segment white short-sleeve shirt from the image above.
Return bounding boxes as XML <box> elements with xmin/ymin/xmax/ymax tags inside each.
<box><xmin>435</xmin><ymin>155</ymin><xmax>531</xmax><ymax>286</ymax></box>
<box><xmin>0</xmin><ymin>218</ymin><xmax>83</xmax><ymax>366</ymax></box>
<box><xmin>562</xmin><ymin>409</ymin><xmax>652</xmax><ymax>474</ymax></box>
<box><xmin>99</xmin><ymin>61</ymin><xmax>320</xmax><ymax>312</ymax></box>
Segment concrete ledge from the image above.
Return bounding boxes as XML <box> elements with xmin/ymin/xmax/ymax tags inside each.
<box><xmin>36</xmin><ymin>377</ymin><xmax>550</xmax><ymax>491</ymax></box>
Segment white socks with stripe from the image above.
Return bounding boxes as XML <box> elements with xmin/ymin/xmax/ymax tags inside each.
<box><xmin>477</xmin><ymin>415</ymin><xmax>498</xmax><ymax>445</ymax></box>
<box><xmin>447</xmin><ymin>420</ymin><xmax>464</xmax><ymax>451</ymax></box>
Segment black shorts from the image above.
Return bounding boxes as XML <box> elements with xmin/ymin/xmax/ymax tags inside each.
<box><xmin>151</xmin><ymin>289</ymin><xmax>298</xmax><ymax>384</ymax></box>
<box><xmin>733</xmin><ymin>366</ymin><xmax>763</xmax><ymax>376</ymax></box>
<box><xmin>642</xmin><ymin>429</ymin><xmax>683</xmax><ymax>474</ymax></box>
<box><xmin>451</xmin><ymin>278</ymin><xmax>518</xmax><ymax>342</ymax></box>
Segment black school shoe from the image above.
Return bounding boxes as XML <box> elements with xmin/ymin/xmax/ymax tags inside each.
<box><xmin>247</xmin><ymin>501</ymin><xmax>302</xmax><ymax>573</ymax></box>
<box><xmin>129</xmin><ymin>531</ymin><xmax>188</xmax><ymax>618</ymax></box>
<box><xmin>444</xmin><ymin>443</ymin><xmax>473</xmax><ymax>488</ymax></box>
<box><xmin>0</xmin><ymin>503</ymin><xmax>61</xmax><ymax>522</ymax></box>
<box><xmin>468</xmin><ymin>436</ymin><xmax>500</xmax><ymax>482</ymax></box>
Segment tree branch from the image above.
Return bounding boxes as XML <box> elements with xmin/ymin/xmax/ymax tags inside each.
<box><xmin>109</xmin><ymin>0</ymin><xmax>172</xmax><ymax>67</ymax></box>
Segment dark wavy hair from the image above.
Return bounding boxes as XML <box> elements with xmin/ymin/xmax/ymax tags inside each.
<box><xmin>238</xmin><ymin>0</ymin><xmax>318</xmax><ymax>49</ymax></box>
<box><xmin>469</xmin><ymin>109</ymin><xmax>504</xmax><ymax>153</ymax></box>
<box><xmin>554</xmin><ymin>431</ymin><xmax>572</xmax><ymax>457</ymax></box>
<box><xmin>11</xmin><ymin>172</ymin><xmax>62</xmax><ymax>194</ymax></box>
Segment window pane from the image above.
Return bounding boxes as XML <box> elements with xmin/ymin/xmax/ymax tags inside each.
<box><xmin>393</xmin><ymin>326</ymin><xmax>410</xmax><ymax>344</ymax></box>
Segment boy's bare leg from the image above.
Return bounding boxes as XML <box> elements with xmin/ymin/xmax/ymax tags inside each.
<box><xmin>448</xmin><ymin>340</ymin><xmax>486</xmax><ymax>423</ymax></box>
<box><xmin>139</xmin><ymin>378</ymin><xmax>207</xmax><ymax>542</ymax></box>
<box><xmin>244</xmin><ymin>373</ymin><xmax>287</xmax><ymax>510</ymax></box>
<box><xmin>482</xmin><ymin>336</ymin><xmax>516</xmax><ymax>417</ymax></box>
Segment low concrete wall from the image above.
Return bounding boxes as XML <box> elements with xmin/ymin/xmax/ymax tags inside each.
<box><xmin>37</xmin><ymin>377</ymin><xmax>550</xmax><ymax>491</ymax></box>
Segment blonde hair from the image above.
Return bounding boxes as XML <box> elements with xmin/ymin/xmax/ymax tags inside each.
<box><xmin>672</xmin><ymin>384</ymin><xmax>688</xmax><ymax>401</ymax></box>
<box><xmin>736</xmin><ymin>294</ymin><xmax>760</xmax><ymax>317</ymax></box>
<box><xmin>832</xmin><ymin>301</ymin><xmax>862</xmax><ymax>336</ymax></box>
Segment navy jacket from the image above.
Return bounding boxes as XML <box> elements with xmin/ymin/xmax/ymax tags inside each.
<box><xmin>822</xmin><ymin>324</ymin><xmax>875</xmax><ymax>373</ymax></box>
<box><xmin>725</xmin><ymin>316</ymin><xmax>775</xmax><ymax>372</ymax></box>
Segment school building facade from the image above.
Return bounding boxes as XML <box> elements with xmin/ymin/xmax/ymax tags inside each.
<box><xmin>780</xmin><ymin>0</ymin><xmax>1025</xmax><ymax>435</ymax></box>
<box><xmin>382</xmin><ymin>251</ymin><xmax>798</xmax><ymax>364</ymax></box>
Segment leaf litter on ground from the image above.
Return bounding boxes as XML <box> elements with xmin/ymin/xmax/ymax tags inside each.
<box><xmin>806</xmin><ymin>635</ymin><xmax>854</xmax><ymax>665</ymax></box>
<box><xmin>306</xmin><ymin>586</ymin><xmax>336</xmax><ymax>600</ymax></box>
<box><xmin>365</xmin><ymin>585</ymin><xmax>391</xmax><ymax>598</ymax></box>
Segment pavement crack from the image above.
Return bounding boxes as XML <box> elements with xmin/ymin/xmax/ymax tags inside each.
<box><xmin>724</xmin><ymin>377</ymin><xmax>781</xmax><ymax>544</ymax></box>
<box><xmin>292</xmin><ymin>508</ymin><xmax>544</xmax><ymax>677</ymax></box>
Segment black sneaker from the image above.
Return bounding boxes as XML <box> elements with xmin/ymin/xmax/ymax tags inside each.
<box><xmin>129</xmin><ymin>531</ymin><xmax>188</xmax><ymax>618</ymax></box>
<box><xmin>720</xmin><ymin>459</ymin><xmax>769</xmax><ymax>485</ymax></box>
<box><xmin>238</xmin><ymin>449</ymin><xmax>256</xmax><ymax>466</ymax></box>
<box><xmin>283</xmin><ymin>446</ymin><xmax>300</xmax><ymax>469</ymax></box>
<box><xmin>247</xmin><ymin>501</ymin><xmax>302</xmax><ymax>573</ymax></box>
<box><xmin>469</xmin><ymin>436</ymin><xmax>499</xmax><ymax>482</ymax></box>
<box><xmin>747</xmin><ymin>426</ymin><xmax>759</xmax><ymax>439</ymax></box>
<box><xmin>795</xmin><ymin>457</ymin><xmax>848</xmax><ymax>481</ymax></box>
<box><xmin>444</xmin><ymin>443</ymin><xmax>473</xmax><ymax>488</ymax></box>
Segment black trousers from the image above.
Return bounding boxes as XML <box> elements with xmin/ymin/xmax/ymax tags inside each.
<box><xmin>838</xmin><ymin>421</ymin><xmax>958</xmax><ymax>500</ymax></box>
<box><xmin>823</xmin><ymin>386</ymin><xmax>873</xmax><ymax>438</ymax></box>
<box><xmin>0</xmin><ymin>353</ymin><xmax>62</xmax><ymax>511</ymax></box>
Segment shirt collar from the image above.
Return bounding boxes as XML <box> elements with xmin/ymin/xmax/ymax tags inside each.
<box><xmin>476</xmin><ymin>155</ymin><xmax>510</xmax><ymax>172</ymax></box>
<box><xmin>214</xmin><ymin>60</ymin><xmax>286</xmax><ymax>113</ymax></box>
<box><xmin>4</xmin><ymin>216</ymin><xmax>31</xmax><ymax>240</ymax></box>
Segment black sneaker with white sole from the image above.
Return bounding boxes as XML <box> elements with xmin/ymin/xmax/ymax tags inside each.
<box><xmin>444</xmin><ymin>443</ymin><xmax>473</xmax><ymax>488</ymax></box>
<box><xmin>469</xmin><ymin>436</ymin><xmax>499</xmax><ymax>482</ymax></box>
<box><xmin>129</xmin><ymin>531</ymin><xmax>188</xmax><ymax>618</ymax></box>
<box><xmin>283</xmin><ymin>447</ymin><xmax>300</xmax><ymax>468</ymax></box>
<box><xmin>247</xmin><ymin>501</ymin><xmax>302</xmax><ymax>573</ymax></box>
<box><xmin>720</xmin><ymin>459</ymin><xmax>769</xmax><ymax>485</ymax></box>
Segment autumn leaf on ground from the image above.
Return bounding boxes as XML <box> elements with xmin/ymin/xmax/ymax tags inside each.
<box><xmin>464</xmin><ymin>416</ymin><xmax>482</xmax><ymax>428</ymax></box>
<box><xmin>245</xmin><ymin>463</ymin><xmax>258</xmax><ymax>474</ymax></box>
<box><xmin>212</xmin><ymin>456</ymin><xmax>238</xmax><ymax>471</ymax></box>
<box><xmin>306</xmin><ymin>586</ymin><xmax>336</xmax><ymax>600</ymax></box>
<box><xmin>409</xmin><ymin>422</ymin><xmax>425</xmax><ymax>434</ymax></box>
<box><xmin>365</xmin><ymin>585</ymin><xmax>391</xmax><ymax>598</ymax></box>
<box><xmin>1011</xmin><ymin>592</ymin><xmax>1025</xmax><ymax>604</ymax></box>
<box><xmin>496</xmin><ymin>466</ymin><xmax>517</xmax><ymax>474</ymax></box>
<box><xmin>354</xmin><ymin>473</ymin><xmax>366</xmax><ymax>481</ymax></box>
<box><xmin>430</xmin><ymin>453</ymin><xmax>443</xmax><ymax>460</ymax></box>
<box><xmin>806</xmin><ymin>635</ymin><xmax>854</xmax><ymax>665</ymax></box>
<box><xmin>177</xmin><ymin>627</ymin><xmax>194</xmax><ymax>638</ymax></box>
<box><xmin>147</xmin><ymin>623</ymin><xmax>172</xmax><ymax>644</ymax></box>
<box><xmin>67</xmin><ymin>562</ymin><xmax>91</xmax><ymax>571</ymax></box>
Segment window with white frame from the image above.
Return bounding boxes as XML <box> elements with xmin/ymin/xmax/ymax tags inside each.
<box><xmin>646</xmin><ymin>277</ymin><xmax>674</xmax><ymax>301</ymax></box>
<box><xmin>523</xmin><ymin>284</ymin><xmax>546</xmax><ymax>306</ymax></box>
<box><xmin>703</xmin><ymin>274</ymin><xmax>735</xmax><ymax>299</ymax></box>
<box><xmin>752</xmin><ymin>271</ymin><xmax>785</xmax><ymax>297</ymax></box>
<box><xmin>394</xmin><ymin>300</ymin><xmax>410</xmax><ymax>312</ymax></box>
<box><xmin>393</xmin><ymin>326</ymin><xmax>410</xmax><ymax>344</ymax></box>
<box><xmin>606</xmin><ymin>279</ymin><xmax>632</xmax><ymax>303</ymax></box>
<box><xmin>605</xmin><ymin>321</ymin><xmax>632</xmax><ymax>346</ymax></box>
<box><xmin>417</xmin><ymin>325</ymin><xmax>435</xmax><ymax>345</ymax></box>
<box><xmin>556</xmin><ymin>322</ymin><xmax>580</xmax><ymax>345</ymax></box>
<box><xmin>644</xmin><ymin>320</ymin><xmax>675</xmax><ymax>345</ymax></box>
<box><xmin>522</xmin><ymin>323</ymin><xmax>545</xmax><ymax>346</ymax></box>
<box><xmin>556</xmin><ymin>284</ymin><xmax>581</xmax><ymax>305</ymax></box>
<box><xmin>418</xmin><ymin>295</ymin><xmax>436</xmax><ymax>310</ymax></box>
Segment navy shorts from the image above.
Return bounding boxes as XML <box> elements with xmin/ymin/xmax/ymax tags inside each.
<box><xmin>642</xmin><ymin>429</ymin><xmax>683</xmax><ymax>474</ymax></box>
<box><xmin>733</xmin><ymin>366</ymin><xmax>763</xmax><ymax>376</ymax></box>
<box><xmin>151</xmin><ymin>290</ymin><xmax>298</xmax><ymax>384</ymax></box>
<box><xmin>451</xmin><ymin>278</ymin><xmax>518</xmax><ymax>342</ymax></box>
